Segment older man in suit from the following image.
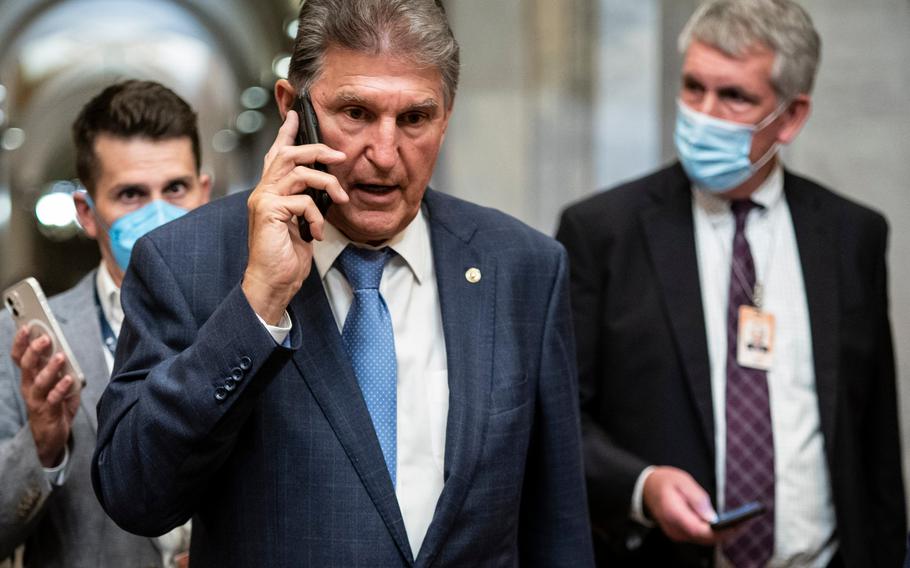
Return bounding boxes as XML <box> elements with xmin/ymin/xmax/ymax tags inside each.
<box><xmin>90</xmin><ymin>1</ymin><xmax>593</xmax><ymax>566</ymax></box>
<box><xmin>557</xmin><ymin>0</ymin><xmax>905</xmax><ymax>566</ymax></box>
<box><xmin>0</xmin><ymin>81</ymin><xmax>210</xmax><ymax>567</ymax></box>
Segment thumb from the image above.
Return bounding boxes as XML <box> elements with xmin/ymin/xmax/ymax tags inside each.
<box><xmin>677</xmin><ymin>478</ymin><xmax>717</xmax><ymax>523</ymax></box>
<box><xmin>692</xmin><ymin>497</ymin><xmax>718</xmax><ymax>524</ymax></box>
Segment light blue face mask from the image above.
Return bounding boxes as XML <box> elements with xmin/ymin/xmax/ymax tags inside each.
<box><xmin>674</xmin><ymin>100</ymin><xmax>787</xmax><ymax>193</ymax></box>
<box><xmin>82</xmin><ymin>193</ymin><xmax>188</xmax><ymax>271</ymax></box>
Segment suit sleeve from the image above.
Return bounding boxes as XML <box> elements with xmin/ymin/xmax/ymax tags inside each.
<box><xmin>864</xmin><ymin>217</ymin><xmax>906</xmax><ymax>566</ymax></box>
<box><xmin>91</xmin><ymin>235</ymin><xmax>294</xmax><ymax>537</ymax></box>
<box><xmin>517</xmin><ymin>246</ymin><xmax>595</xmax><ymax>567</ymax></box>
<box><xmin>555</xmin><ymin>207</ymin><xmax>652</xmax><ymax>527</ymax></box>
<box><xmin>0</xmin><ymin>319</ymin><xmax>54</xmax><ymax>558</ymax></box>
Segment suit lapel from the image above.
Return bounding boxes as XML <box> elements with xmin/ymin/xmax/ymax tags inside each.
<box><xmin>53</xmin><ymin>272</ymin><xmax>110</xmax><ymax>434</ymax></box>
<box><xmin>784</xmin><ymin>172</ymin><xmax>839</xmax><ymax>458</ymax></box>
<box><xmin>640</xmin><ymin>166</ymin><xmax>715</xmax><ymax>457</ymax></box>
<box><xmin>414</xmin><ymin>191</ymin><xmax>495</xmax><ymax>567</ymax></box>
<box><xmin>287</xmin><ymin>268</ymin><xmax>413</xmax><ymax>564</ymax></box>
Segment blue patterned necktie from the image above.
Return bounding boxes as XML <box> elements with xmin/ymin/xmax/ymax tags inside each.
<box><xmin>723</xmin><ymin>200</ymin><xmax>774</xmax><ymax>567</ymax></box>
<box><xmin>337</xmin><ymin>245</ymin><xmax>398</xmax><ymax>486</ymax></box>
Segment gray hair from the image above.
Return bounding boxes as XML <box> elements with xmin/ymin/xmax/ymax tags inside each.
<box><xmin>678</xmin><ymin>0</ymin><xmax>821</xmax><ymax>101</ymax></box>
<box><xmin>289</xmin><ymin>0</ymin><xmax>460</xmax><ymax>107</ymax></box>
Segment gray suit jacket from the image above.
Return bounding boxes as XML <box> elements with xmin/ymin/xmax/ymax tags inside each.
<box><xmin>0</xmin><ymin>272</ymin><xmax>162</xmax><ymax>567</ymax></box>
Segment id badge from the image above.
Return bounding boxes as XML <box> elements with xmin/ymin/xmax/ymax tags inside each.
<box><xmin>737</xmin><ymin>305</ymin><xmax>775</xmax><ymax>371</ymax></box>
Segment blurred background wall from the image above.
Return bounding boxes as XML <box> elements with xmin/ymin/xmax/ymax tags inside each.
<box><xmin>0</xmin><ymin>0</ymin><xmax>907</xmax><ymax>506</ymax></box>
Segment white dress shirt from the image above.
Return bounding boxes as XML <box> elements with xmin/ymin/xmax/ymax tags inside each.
<box><xmin>296</xmin><ymin>207</ymin><xmax>449</xmax><ymax>558</ymax></box>
<box><xmin>96</xmin><ymin>262</ymin><xmax>122</xmax><ymax>371</ymax></box>
<box><xmin>692</xmin><ymin>166</ymin><xmax>837</xmax><ymax>567</ymax></box>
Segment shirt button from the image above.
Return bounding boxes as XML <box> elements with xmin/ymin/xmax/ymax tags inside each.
<box><xmin>239</xmin><ymin>356</ymin><xmax>252</xmax><ymax>370</ymax></box>
<box><xmin>214</xmin><ymin>387</ymin><xmax>228</xmax><ymax>402</ymax></box>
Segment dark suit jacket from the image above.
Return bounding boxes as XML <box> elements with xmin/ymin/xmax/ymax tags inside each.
<box><xmin>91</xmin><ymin>189</ymin><xmax>594</xmax><ymax>567</ymax></box>
<box><xmin>0</xmin><ymin>272</ymin><xmax>163</xmax><ymax>568</ymax></box>
<box><xmin>556</xmin><ymin>163</ymin><xmax>905</xmax><ymax>567</ymax></box>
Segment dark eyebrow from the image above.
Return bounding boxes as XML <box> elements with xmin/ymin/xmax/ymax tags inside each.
<box><xmin>682</xmin><ymin>72</ymin><xmax>761</xmax><ymax>104</ymax></box>
<box><xmin>333</xmin><ymin>91</ymin><xmax>369</xmax><ymax>105</ymax></box>
<box><xmin>407</xmin><ymin>98</ymin><xmax>439</xmax><ymax>112</ymax></box>
<box><xmin>681</xmin><ymin>73</ymin><xmax>703</xmax><ymax>88</ymax></box>
<box><xmin>330</xmin><ymin>91</ymin><xmax>440</xmax><ymax>113</ymax></box>
<box><xmin>113</xmin><ymin>183</ymin><xmax>149</xmax><ymax>193</ymax></box>
<box><xmin>717</xmin><ymin>86</ymin><xmax>760</xmax><ymax>104</ymax></box>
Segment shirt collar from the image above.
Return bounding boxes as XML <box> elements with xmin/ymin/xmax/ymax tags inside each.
<box><xmin>95</xmin><ymin>262</ymin><xmax>123</xmax><ymax>332</ymax></box>
<box><xmin>693</xmin><ymin>163</ymin><xmax>784</xmax><ymax>222</ymax></box>
<box><xmin>312</xmin><ymin>206</ymin><xmax>432</xmax><ymax>285</ymax></box>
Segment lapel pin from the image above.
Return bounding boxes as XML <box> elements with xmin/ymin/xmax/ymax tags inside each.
<box><xmin>465</xmin><ymin>267</ymin><xmax>481</xmax><ymax>284</ymax></box>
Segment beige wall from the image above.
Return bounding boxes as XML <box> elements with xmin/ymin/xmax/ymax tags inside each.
<box><xmin>792</xmin><ymin>0</ymin><xmax>910</xmax><ymax>499</ymax></box>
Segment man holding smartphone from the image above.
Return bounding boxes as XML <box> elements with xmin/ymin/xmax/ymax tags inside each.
<box><xmin>0</xmin><ymin>80</ymin><xmax>210</xmax><ymax>567</ymax></box>
<box><xmin>90</xmin><ymin>1</ymin><xmax>593</xmax><ymax>565</ymax></box>
<box><xmin>557</xmin><ymin>0</ymin><xmax>905</xmax><ymax>566</ymax></box>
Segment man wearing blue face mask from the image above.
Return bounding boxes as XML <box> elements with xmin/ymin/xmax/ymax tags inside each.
<box><xmin>557</xmin><ymin>0</ymin><xmax>904</xmax><ymax>566</ymax></box>
<box><xmin>0</xmin><ymin>80</ymin><xmax>210</xmax><ymax>567</ymax></box>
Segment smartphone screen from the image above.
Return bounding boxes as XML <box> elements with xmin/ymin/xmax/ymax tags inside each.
<box><xmin>292</xmin><ymin>93</ymin><xmax>333</xmax><ymax>242</ymax></box>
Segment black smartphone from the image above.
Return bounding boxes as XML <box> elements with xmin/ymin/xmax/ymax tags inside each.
<box><xmin>291</xmin><ymin>93</ymin><xmax>333</xmax><ymax>242</ymax></box>
<box><xmin>710</xmin><ymin>501</ymin><xmax>766</xmax><ymax>531</ymax></box>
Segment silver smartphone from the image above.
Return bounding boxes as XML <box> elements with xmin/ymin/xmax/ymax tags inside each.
<box><xmin>3</xmin><ymin>277</ymin><xmax>85</xmax><ymax>395</ymax></box>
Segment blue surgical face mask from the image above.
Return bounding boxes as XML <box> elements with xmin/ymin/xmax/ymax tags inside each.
<box><xmin>82</xmin><ymin>192</ymin><xmax>188</xmax><ymax>271</ymax></box>
<box><xmin>674</xmin><ymin>100</ymin><xmax>787</xmax><ymax>193</ymax></box>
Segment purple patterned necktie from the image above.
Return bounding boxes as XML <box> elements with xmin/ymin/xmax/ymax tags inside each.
<box><xmin>722</xmin><ymin>200</ymin><xmax>775</xmax><ymax>568</ymax></box>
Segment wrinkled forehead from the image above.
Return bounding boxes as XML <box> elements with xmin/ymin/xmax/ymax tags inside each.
<box><xmin>308</xmin><ymin>43</ymin><xmax>451</xmax><ymax>106</ymax></box>
<box><xmin>314</xmin><ymin>47</ymin><xmax>447</xmax><ymax>106</ymax></box>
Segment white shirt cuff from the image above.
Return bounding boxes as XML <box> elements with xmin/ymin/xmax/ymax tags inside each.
<box><xmin>256</xmin><ymin>310</ymin><xmax>292</xmax><ymax>345</ymax></box>
<box><xmin>43</xmin><ymin>444</ymin><xmax>70</xmax><ymax>487</ymax></box>
<box><xmin>630</xmin><ymin>465</ymin><xmax>657</xmax><ymax>527</ymax></box>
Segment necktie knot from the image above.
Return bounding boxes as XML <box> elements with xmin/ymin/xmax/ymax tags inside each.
<box><xmin>730</xmin><ymin>199</ymin><xmax>759</xmax><ymax>232</ymax></box>
<box><xmin>337</xmin><ymin>245</ymin><xmax>392</xmax><ymax>291</ymax></box>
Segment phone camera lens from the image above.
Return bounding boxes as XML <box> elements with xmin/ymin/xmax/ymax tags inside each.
<box><xmin>11</xmin><ymin>307</ymin><xmax>19</xmax><ymax>318</ymax></box>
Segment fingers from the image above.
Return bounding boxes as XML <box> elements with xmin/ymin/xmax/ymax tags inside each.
<box><xmin>253</xmin><ymin>193</ymin><xmax>328</xmax><ymax>242</ymax></box>
<box><xmin>10</xmin><ymin>327</ymin><xmax>30</xmax><ymax>365</ymax></box>
<box><xmin>45</xmin><ymin>375</ymin><xmax>74</xmax><ymax>407</ymax></box>
<box><xmin>17</xmin><ymin>333</ymin><xmax>52</xmax><ymax>377</ymax></box>
<box><xmin>275</xmin><ymin>165</ymin><xmax>348</xmax><ymax>204</ymax></box>
<box><xmin>661</xmin><ymin>491</ymin><xmax>716</xmax><ymax>545</ymax></box>
<box><xmin>248</xmin><ymin>164</ymin><xmax>348</xmax><ymax>243</ymax></box>
<box><xmin>676</xmin><ymin>475</ymin><xmax>717</xmax><ymax>523</ymax></box>
<box><xmin>644</xmin><ymin>466</ymin><xmax>718</xmax><ymax>546</ymax></box>
<box><xmin>261</xmin><ymin>112</ymin><xmax>347</xmax><ymax>192</ymax></box>
<box><xmin>273</xmin><ymin>108</ymin><xmax>300</xmax><ymax>149</ymax></box>
<box><xmin>289</xmin><ymin>194</ymin><xmax>328</xmax><ymax>241</ymax></box>
<box><xmin>670</xmin><ymin>482</ymin><xmax>717</xmax><ymax>545</ymax></box>
<box><xmin>28</xmin><ymin>352</ymin><xmax>68</xmax><ymax>403</ymax></box>
<box><xmin>263</xmin><ymin>146</ymin><xmax>347</xmax><ymax>192</ymax></box>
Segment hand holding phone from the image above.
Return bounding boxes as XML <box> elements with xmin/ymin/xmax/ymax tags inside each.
<box><xmin>710</xmin><ymin>501</ymin><xmax>766</xmax><ymax>532</ymax></box>
<box><xmin>4</xmin><ymin>277</ymin><xmax>84</xmax><ymax>466</ymax></box>
<box><xmin>241</xmin><ymin>94</ymin><xmax>347</xmax><ymax>325</ymax></box>
<box><xmin>292</xmin><ymin>93</ymin><xmax>333</xmax><ymax>242</ymax></box>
